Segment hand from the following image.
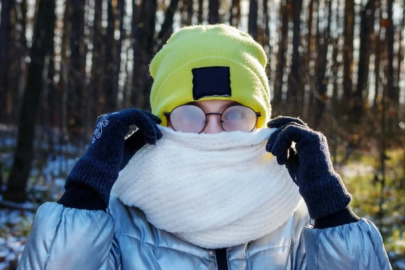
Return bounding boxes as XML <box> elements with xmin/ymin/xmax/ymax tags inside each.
<box><xmin>266</xmin><ymin>116</ymin><xmax>351</xmax><ymax>219</ymax></box>
<box><xmin>66</xmin><ymin>109</ymin><xmax>162</xmax><ymax>205</ymax></box>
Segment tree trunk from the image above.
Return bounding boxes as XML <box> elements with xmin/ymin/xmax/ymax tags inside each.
<box><xmin>273</xmin><ymin>0</ymin><xmax>289</xmax><ymax>104</ymax></box>
<box><xmin>131</xmin><ymin>0</ymin><xmax>138</xmax><ymax>108</ymax></box>
<box><xmin>132</xmin><ymin>0</ymin><xmax>157</xmax><ymax>110</ymax></box>
<box><xmin>262</xmin><ymin>0</ymin><xmax>270</xmax><ymax>53</ymax></box>
<box><xmin>183</xmin><ymin>0</ymin><xmax>193</xmax><ymax>26</ymax></box>
<box><xmin>287</xmin><ymin>0</ymin><xmax>303</xmax><ymax>115</ymax></box>
<box><xmin>21</xmin><ymin>0</ymin><xmax>27</xmax><ymax>49</ymax></box>
<box><xmin>343</xmin><ymin>0</ymin><xmax>354</xmax><ymax>110</ymax></box>
<box><xmin>158</xmin><ymin>0</ymin><xmax>180</xmax><ymax>43</ymax></box>
<box><xmin>315</xmin><ymin>0</ymin><xmax>332</xmax><ymax>125</ymax></box>
<box><xmin>116</xmin><ymin>0</ymin><xmax>125</xmax><ymax>107</ymax></box>
<box><xmin>67</xmin><ymin>0</ymin><xmax>86</xmax><ymax>141</ymax></box>
<box><xmin>353</xmin><ymin>0</ymin><xmax>375</xmax><ymax>121</ymax></box>
<box><xmin>198</xmin><ymin>0</ymin><xmax>204</xmax><ymax>24</ymax></box>
<box><xmin>45</xmin><ymin>21</ymin><xmax>56</xmax><ymax>150</ymax></box>
<box><xmin>57</xmin><ymin>0</ymin><xmax>73</xmax><ymax>144</ymax></box>
<box><xmin>302</xmin><ymin>0</ymin><xmax>316</xmax><ymax>118</ymax></box>
<box><xmin>396</xmin><ymin>0</ymin><xmax>405</xmax><ymax>100</ymax></box>
<box><xmin>248</xmin><ymin>0</ymin><xmax>258</xmax><ymax>40</ymax></box>
<box><xmin>208</xmin><ymin>0</ymin><xmax>219</xmax><ymax>24</ymax></box>
<box><xmin>103</xmin><ymin>0</ymin><xmax>119</xmax><ymax>113</ymax></box>
<box><xmin>377</xmin><ymin>56</ymin><xmax>387</xmax><ymax>221</ymax></box>
<box><xmin>4</xmin><ymin>0</ymin><xmax>56</xmax><ymax>202</ymax></box>
<box><xmin>188</xmin><ymin>0</ymin><xmax>194</xmax><ymax>25</ymax></box>
<box><xmin>385</xmin><ymin>0</ymin><xmax>397</xmax><ymax>104</ymax></box>
<box><xmin>229</xmin><ymin>0</ymin><xmax>241</xmax><ymax>27</ymax></box>
<box><xmin>373</xmin><ymin>1</ymin><xmax>382</xmax><ymax>108</ymax></box>
<box><xmin>91</xmin><ymin>0</ymin><xmax>104</xmax><ymax>120</ymax></box>
<box><xmin>12</xmin><ymin>0</ymin><xmax>28</xmax><ymax>125</ymax></box>
<box><xmin>331</xmin><ymin>0</ymin><xmax>341</xmax><ymax>115</ymax></box>
<box><xmin>331</xmin><ymin>38</ymin><xmax>340</xmax><ymax>114</ymax></box>
<box><xmin>385</xmin><ymin>0</ymin><xmax>397</xmax><ymax>133</ymax></box>
<box><xmin>0</xmin><ymin>0</ymin><xmax>14</xmax><ymax>123</ymax></box>
<box><xmin>123</xmin><ymin>46</ymin><xmax>132</xmax><ymax>109</ymax></box>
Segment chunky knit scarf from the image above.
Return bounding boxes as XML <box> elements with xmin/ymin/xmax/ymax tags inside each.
<box><xmin>112</xmin><ymin>127</ymin><xmax>302</xmax><ymax>249</ymax></box>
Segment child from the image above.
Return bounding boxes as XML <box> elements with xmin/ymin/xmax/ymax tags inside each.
<box><xmin>18</xmin><ymin>24</ymin><xmax>391</xmax><ymax>270</ymax></box>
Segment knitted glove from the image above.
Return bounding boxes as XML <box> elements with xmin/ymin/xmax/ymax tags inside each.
<box><xmin>65</xmin><ymin>109</ymin><xmax>162</xmax><ymax>205</ymax></box>
<box><xmin>266</xmin><ymin>116</ymin><xmax>351</xmax><ymax>219</ymax></box>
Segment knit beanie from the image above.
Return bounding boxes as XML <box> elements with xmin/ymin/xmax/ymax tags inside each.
<box><xmin>149</xmin><ymin>24</ymin><xmax>271</xmax><ymax>128</ymax></box>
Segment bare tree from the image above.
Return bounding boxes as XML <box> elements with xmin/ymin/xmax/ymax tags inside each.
<box><xmin>353</xmin><ymin>0</ymin><xmax>376</xmax><ymax>121</ymax></box>
<box><xmin>0</xmin><ymin>0</ymin><xmax>15</xmax><ymax>123</ymax></box>
<box><xmin>373</xmin><ymin>0</ymin><xmax>382</xmax><ymax>108</ymax></box>
<box><xmin>58</xmin><ymin>0</ymin><xmax>73</xmax><ymax>139</ymax></box>
<box><xmin>158</xmin><ymin>0</ymin><xmax>180</xmax><ymax>44</ymax></box>
<box><xmin>396</xmin><ymin>0</ymin><xmax>405</xmax><ymax>101</ymax></box>
<box><xmin>116</xmin><ymin>0</ymin><xmax>125</xmax><ymax>106</ymax></box>
<box><xmin>186</xmin><ymin>0</ymin><xmax>194</xmax><ymax>25</ymax></box>
<box><xmin>229</xmin><ymin>0</ymin><xmax>241</xmax><ymax>27</ymax></box>
<box><xmin>273</xmin><ymin>0</ymin><xmax>289</xmax><ymax>104</ymax></box>
<box><xmin>20</xmin><ymin>0</ymin><xmax>27</xmax><ymax>49</ymax></box>
<box><xmin>44</xmin><ymin>14</ymin><xmax>57</xmax><ymax>149</ymax></box>
<box><xmin>103</xmin><ymin>0</ymin><xmax>120</xmax><ymax>113</ymax></box>
<box><xmin>343</xmin><ymin>0</ymin><xmax>354</xmax><ymax>110</ymax></box>
<box><xmin>385</xmin><ymin>0</ymin><xmax>397</xmax><ymax>109</ymax></box>
<box><xmin>331</xmin><ymin>1</ymin><xmax>341</xmax><ymax>115</ymax></box>
<box><xmin>4</xmin><ymin>0</ymin><xmax>56</xmax><ymax>202</ymax></box>
<box><xmin>11</xmin><ymin>0</ymin><xmax>29</xmax><ymax>124</ymax></box>
<box><xmin>248</xmin><ymin>0</ymin><xmax>258</xmax><ymax>40</ymax></box>
<box><xmin>208</xmin><ymin>0</ymin><xmax>219</xmax><ymax>23</ymax></box>
<box><xmin>302</xmin><ymin>0</ymin><xmax>316</xmax><ymax>118</ymax></box>
<box><xmin>132</xmin><ymin>0</ymin><xmax>158</xmax><ymax>109</ymax></box>
<box><xmin>287</xmin><ymin>0</ymin><xmax>303</xmax><ymax>115</ymax></box>
<box><xmin>198</xmin><ymin>0</ymin><xmax>204</xmax><ymax>23</ymax></box>
<box><xmin>90</xmin><ymin>0</ymin><xmax>105</xmax><ymax>120</ymax></box>
<box><xmin>66</xmin><ymin>0</ymin><xmax>86</xmax><ymax>141</ymax></box>
<box><xmin>313</xmin><ymin>0</ymin><xmax>332</xmax><ymax>126</ymax></box>
<box><xmin>261</xmin><ymin>0</ymin><xmax>270</xmax><ymax>53</ymax></box>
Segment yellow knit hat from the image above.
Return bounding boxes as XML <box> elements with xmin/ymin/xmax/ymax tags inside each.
<box><xmin>149</xmin><ymin>24</ymin><xmax>271</xmax><ymax>128</ymax></box>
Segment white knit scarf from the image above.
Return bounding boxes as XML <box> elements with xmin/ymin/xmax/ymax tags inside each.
<box><xmin>112</xmin><ymin>126</ymin><xmax>302</xmax><ymax>249</ymax></box>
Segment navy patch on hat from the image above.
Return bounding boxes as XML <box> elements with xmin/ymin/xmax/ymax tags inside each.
<box><xmin>192</xmin><ymin>66</ymin><xmax>231</xmax><ymax>100</ymax></box>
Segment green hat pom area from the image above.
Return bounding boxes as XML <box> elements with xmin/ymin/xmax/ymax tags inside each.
<box><xmin>149</xmin><ymin>24</ymin><xmax>271</xmax><ymax>128</ymax></box>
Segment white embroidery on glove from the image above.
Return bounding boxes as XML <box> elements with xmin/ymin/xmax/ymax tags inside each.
<box><xmin>92</xmin><ymin>115</ymin><xmax>109</xmax><ymax>143</ymax></box>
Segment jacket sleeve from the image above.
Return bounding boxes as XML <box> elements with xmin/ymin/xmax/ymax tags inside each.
<box><xmin>304</xmin><ymin>218</ymin><xmax>392</xmax><ymax>270</ymax></box>
<box><xmin>18</xmin><ymin>202</ymin><xmax>120</xmax><ymax>270</ymax></box>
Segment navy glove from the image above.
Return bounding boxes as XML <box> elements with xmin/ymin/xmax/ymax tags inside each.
<box><xmin>266</xmin><ymin>116</ymin><xmax>351</xmax><ymax>219</ymax></box>
<box><xmin>64</xmin><ymin>109</ymin><xmax>162</xmax><ymax>206</ymax></box>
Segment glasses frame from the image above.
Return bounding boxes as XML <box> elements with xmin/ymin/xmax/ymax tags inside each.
<box><xmin>164</xmin><ymin>103</ymin><xmax>261</xmax><ymax>133</ymax></box>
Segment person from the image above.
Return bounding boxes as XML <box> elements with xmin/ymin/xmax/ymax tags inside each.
<box><xmin>18</xmin><ymin>24</ymin><xmax>391</xmax><ymax>270</ymax></box>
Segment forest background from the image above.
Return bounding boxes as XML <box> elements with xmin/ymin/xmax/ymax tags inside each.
<box><xmin>1</xmin><ymin>0</ymin><xmax>405</xmax><ymax>269</ymax></box>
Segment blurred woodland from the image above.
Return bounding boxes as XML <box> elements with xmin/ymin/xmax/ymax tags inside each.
<box><xmin>0</xmin><ymin>0</ymin><xmax>405</xmax><ymax>267</ymax></box>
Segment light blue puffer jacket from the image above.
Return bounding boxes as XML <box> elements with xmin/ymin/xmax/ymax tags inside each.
<box><xmin>18</xmin><ymin>195</ymin><xmax>391</xmax><ymax>270</ymax></box>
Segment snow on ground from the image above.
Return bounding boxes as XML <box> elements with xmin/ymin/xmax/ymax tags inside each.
<box><xmin>338</xmin><ymin>162</ymin><xmax>374</xmax><ymax>179</ymax></box>
<box><xmin>0</xmin><ymin>129</ymin><xmax>78</xmax><ymax>269</ymax></box>
<box><xmin>0</xmin><ymin>208</ymin><xmax>35</xmax><ymax>270</ymax></box>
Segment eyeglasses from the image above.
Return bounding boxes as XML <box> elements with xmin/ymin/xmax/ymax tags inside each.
<box><xmin>164</xmin><ymin>104</ymin><xmax>261</xmax><ymax>133</ymax></box>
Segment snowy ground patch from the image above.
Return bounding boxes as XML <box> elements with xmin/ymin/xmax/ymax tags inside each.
<box><xmin>0</xmin><ymin>207</ymin><xmax>35</xmax><ymax>269</ymax></box>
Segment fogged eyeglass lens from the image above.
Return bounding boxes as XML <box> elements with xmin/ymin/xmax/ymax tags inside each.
<box><xmin>221</xmin><ymin>106</ymin><xmax>257</xmax><ymax>131</ymax></box>
<box><xmin>170</xmin><ymin>105</ymin><xmax>206</xmax><ymax>133</ymax></box>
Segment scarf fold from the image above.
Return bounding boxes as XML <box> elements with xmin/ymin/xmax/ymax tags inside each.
<box><xmin>112</xmin><ymin>127</ymin><xmax>302</xmax><ymax>249</ymax></box>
